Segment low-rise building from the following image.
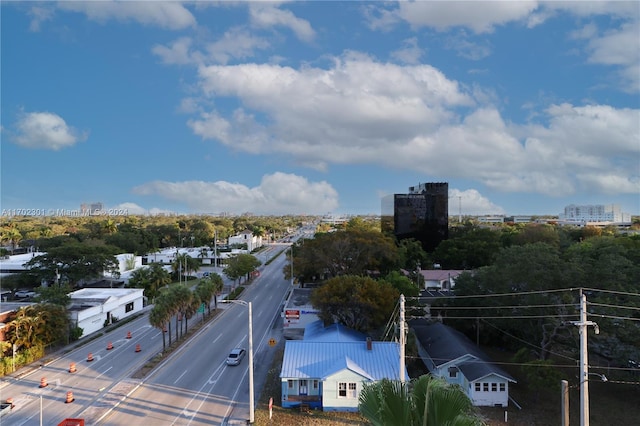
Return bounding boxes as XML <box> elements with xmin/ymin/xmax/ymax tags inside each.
<box><xmin>68</xmin><ymin>288</ymin><xmax>145</xmax><ymax>338</ymax></box>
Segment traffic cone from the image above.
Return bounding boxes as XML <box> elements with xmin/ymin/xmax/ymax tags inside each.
<box><xmin>87</xmin><ymin>352</ymin><xmax>94</xmax><ymax>362</ymax></box>
<box><xmin>135</xmin><ymin>343</ymin><xmax>141</xmax><ymax>353</ymax></box>
<box><xmin>6</xmin><ymin>397</ymin><xmax>14</xmax><ymax>409</ymax></box>
<box><xmin>69</xmin><ymin>362</ymin><xmax>77</xmax><ymax>373</ymax></box>
<box><xmin>107</xmin><ymin>341</ymin><xmax>113</xmax><ymax>350</ymax></box>
<box><xmin>65</xmin><ymin>391</ymin><xmax>74</xmax><ymax>403</ymax></box>
<box><xmin>39</xmin><ymin>377</ymin><xmax>48</xmax><ymax>388</ymax></box>
<box><xmin>126</xmin><ymin>331</ymin><xmax>132</xmax><ymax>339</ymax></box>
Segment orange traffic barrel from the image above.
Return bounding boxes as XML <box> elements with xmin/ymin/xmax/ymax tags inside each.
<box><xmin>106</xmin><ymin>342</ymin><xmax>113</xmax><ymax>350</ymax></box>
<box><xmin>135</xmin><ymin>343</ymin><xmax>141</xmax><ymax>353</ymax></box>
<box><xmin>126</xmin><ymin>331</ymin><xmax>132</xmax><ymax>339</ymax></box>
<box><xmin>65</xmin><ymin>391</ymin><xmax>74</xmax><ymax>403</ymax></box>
<box><xmin>69</xmin><ymin>362</ymin><xmax>77</xmax><ymax>373</ymax></box>
<box><xmin>87</xmin><ymin>352</ymin><xmax>94</xmax><ymax>362</ymax></box>
<box><xmin>39</xmin><ymin>377</ymin><xmax>48</xmax><ymax>388</ymax></box>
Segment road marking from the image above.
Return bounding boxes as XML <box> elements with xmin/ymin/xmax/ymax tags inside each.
<box><xmin>96</xmin><ymin>366</ymin><xmax>113</xmax><ymax>380</ymax></box>
<box><xmin>174</xmin><ymin>369</ymin><xmax>188</xmax><ymax>384</ymax></box>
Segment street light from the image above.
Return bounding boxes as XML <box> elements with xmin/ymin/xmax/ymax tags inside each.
<box><xmin>221</xmin><ymin>299</ymin><xmax>254</xmax><ymax>424</ymax></box>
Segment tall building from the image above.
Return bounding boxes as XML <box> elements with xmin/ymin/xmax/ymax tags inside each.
<box><xmin>80</xmin><ymin>202</ymin><xmax>104</xmax><ymax>215</ymax></box>
<box><xmin>382</xmin><ymin>182</ymin><xmax>449</xmax><ymax>252</ymax></box>
<box><xmin>559</xmin><ymin>204</ymin><xmax>631</xmax><ymax>224</ymax></box>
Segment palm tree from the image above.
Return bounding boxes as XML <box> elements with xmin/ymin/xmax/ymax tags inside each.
<box><xmin>358</xmin><ymin>375</ymin><xmax>485</xmax><ymax>426</ymax></box>
<box><xmin>147</xmin><ymin>263</ymin><xmax>171</xmax><ymax>302</ymax></box>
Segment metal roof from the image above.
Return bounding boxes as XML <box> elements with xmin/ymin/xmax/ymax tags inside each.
<box><xmin>280</xmin><ymin>340</ymin><xmax>407</xmax><ymax>381</ymax></box>
<box><xmin>410</xmin><ymin>320</ymin><xmax>515</xmax><ymax>382</ymax></box>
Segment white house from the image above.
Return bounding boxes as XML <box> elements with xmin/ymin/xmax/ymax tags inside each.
<box><xmin>228</xmin><ymin>230</ymin><xmax>263</xmax><ymax>252</ymax></box>
<box><xmin>280</xmin><ymin>339</ymin><xmax>407</xmax><ymax>412</ymax></box>
<box><xmin>67</xmin><ymin>288</ymin><xmax>145</xmax><ymax>338</ymax></box>
<box><xmin>418</xmin><ymin>269</ymin><xmax>465</xmax><ymax>291</ymax></box>
<box><xmin>410</xmin><ymin>320</ymin><xmax>516</xmax><ymax>407</ymax></box>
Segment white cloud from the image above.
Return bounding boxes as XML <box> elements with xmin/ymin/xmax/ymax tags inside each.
<box><xmin>248</xmin><ymin>3</ymin><xmax>315</xmax><ymax>42</ymax></box>
<box><xmin>132</xmin><ymin>172</ymin><xmax>339</xmax><ymax>215</ymax></box>
<box><xmin>187</xmin><ymin>52</ymin><xmax>639</xmax><ymax>200</ymax></box>
<box><xmin>58</xmin><ymin>1</ymin><xmax>196</xmax><ymax>30</ymax></box>
<box><xmin>28</xmin><ymin>6</ymin><xmax>54</xmax><ymax>32</ymax></box>
<box><xmin>373</xmin><ymin>1</ymin><xmax>539</xmax><ymax>34</ymax></box>
<box><xmin>390</xmin><ymin>37</ymin><xmax>425</xmax><ymax>64</ymax></box>
<box><xmin>12</xmin><ymin>111</ymin><xmax>87</xmax><ymax>150</ymax></box>
<box><xmin>152</xmin><ymin>37</ymin><xmax>202</xmax><ymax>65</ymax></box>
<box><xmin>449</xmin><ymin>188</ymin><xmax>505</xmax><ymax>216</ymax></box>
<box><xmin>206</xmin><ymin>27</ymin><xmax>271</xmax><ymax>64</ymax></box>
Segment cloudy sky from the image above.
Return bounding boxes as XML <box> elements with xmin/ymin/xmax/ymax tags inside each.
<box><xmin>1</xmin><ymin>1</ymin><xmax>638</xmax><ymax>217</ymax></box>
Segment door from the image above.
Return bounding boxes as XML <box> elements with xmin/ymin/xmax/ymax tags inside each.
<box><xmin>299</xmin><ymin>379</ymin><xmax>308</xmax><ymax>395</ymax></box>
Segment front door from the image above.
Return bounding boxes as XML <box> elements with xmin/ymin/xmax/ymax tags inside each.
<box><xmin>299</xmin><ymin>379</ymin><xmax>308</xmax><ymax>395</ymax></box>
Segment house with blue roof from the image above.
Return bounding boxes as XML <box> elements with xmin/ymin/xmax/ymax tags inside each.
<box><xmin>280</xmin><ymin>321</ymin><xmax>408</xmax><ymax>411</ymax></box>
<box><xmin>410</xmin><ymin>319</ymin><xmax>516</xmax><ymax>407</ymax></box>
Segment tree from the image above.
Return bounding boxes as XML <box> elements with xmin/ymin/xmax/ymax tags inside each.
<box><xmin>310</xmin><ymin>275</ymin><xmax>399</xmax><ymax>333</ymax></box>
<box><xmin>358</xmin><ymin>375</ymin><xmax>484</xmax><ymax>426</ymax></box>
<box><xmin>36</xmin><ymin>283</ymin><xmax>73</xmax><ymax>306</ymax></box>
<box><xmin>225</xmin><ymin>254</ymin><xmax>260</xmax><ymax>285</ymax></box>
<box><xmin>24</xmin><ymin>243</ymin><xmax>120</xmax><ymax>287</ymax></box>
<box><xmin>291</xmin><ymin>229</ymin><xmax>398</xmax><ymax>284</ymax></box>
<box><xmin>432</xmin><ymin>226</ymin><xmax>502</xmax><ymax>269</ymax></box>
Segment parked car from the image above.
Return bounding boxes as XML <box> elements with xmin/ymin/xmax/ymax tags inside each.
<box><xmin>226</xmin><ymin>348</ymin><xmax>246</xmax><ymax>366</ymax></box>
<box><xmin>15</xmin><ymin>289</ymin><xmax>36</xmax><ymax>298</ymax></box>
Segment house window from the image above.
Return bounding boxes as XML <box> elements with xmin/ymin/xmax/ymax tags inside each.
<box><xmin>475</xmin><ymin>383</ymin><xmax>481</xmax><ymax>392</ymax></box>
<box><xmin>338</xmin><ymin>382</ymin><xmax>357</xmax><ymax>398</ymax></box>
<box><xmin>483</xmin><ymin>383</ymin><xmax>489</xmax><ymax>392</ymax></box>
<box><xmin>338</xmin><ymin>383</ymin><xmax>347</xmax><ymax>397</ymax></box>
<box><xmin>500</xmin><ymin>383</ymin><xmax>506</xmax><ymax>392</ymax></box>
<box><xmin>313</xmin><ymin>380</ymin><xmax>319</xmax><ymax>389</ymax></box>
<box><xmin>288</xmin><ymin>380</ymin><xmax>294</xmax><ymax>389</ymax></box>
<box><xmin>448</xmin><ymin>367</ymin><xmax>458</xmax><ymax>378</ymax></box>
<box><xmin>491</xmin><ymin>383</ymin><xmax>497</xmax><ymax>392</ymax></box>
<box><xmin>348</xmin><ymin>383</ymin><xmax>357</xmax><ymax>398</ymax></box>
<box><xmin>125</xmin><ymin>302</ymin><xmax>134</xmax><ymax>313</ymax></box>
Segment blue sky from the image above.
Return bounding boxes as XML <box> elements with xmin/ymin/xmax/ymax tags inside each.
<box><xmin>1</xmin><ymin>1</ymin><xmax>639</xmax><ymax>217</ymax></box>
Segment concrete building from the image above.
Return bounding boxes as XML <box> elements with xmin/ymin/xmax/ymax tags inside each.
<box><xmin>559</xmin><ymin>204</ymin><xmax>631</xmax><ymax>224</ymax></box>
<box><xmin>282</xmin><ymin>288</ymin><xmax>321</xmax><ymax>340</ymax></box>
<box><xmin>67</xmin><ymin>288</ymin><xmax>145</xmax><ymax>337</ymax></box>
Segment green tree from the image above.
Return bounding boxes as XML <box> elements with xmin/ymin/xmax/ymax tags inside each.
<box><xmin>358</xmin><ymin>375</ymin><xmax>484</xmax><ymax>426</ymax></box>
<box><xmin>25</xmin><ymin>243</ymin><xmax>120</xmax><ymax>287</ymax></box>
<box><xmin>310</xmin><ymin>275</ymin><xmax>399</xmax><ymax>333</ymax></box>
<box><xmin>36</xmin><ymin>283</ymin><xmax>73</xmax><ymax>306</ymax></box>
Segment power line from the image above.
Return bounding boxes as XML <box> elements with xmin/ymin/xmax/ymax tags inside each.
<box><xmin>588</xmin><ymin>302</ymin><xmax>640</xmax><ymax>311</ymax></box>
<box><xmin>424</xmin><ymin>303</ymin><xmax>576</xmax><ymax>310</ymax></box>
<box><xmin>411</xmin><ymin>314</ymin><xmax>580</xmax><ymax>320</ymax></box>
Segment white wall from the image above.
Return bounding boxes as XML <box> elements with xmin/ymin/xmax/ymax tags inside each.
<box><xmin>322</xmin><ymin>370</ymin><xmax>366</xmax><ymax>412</ymax></box>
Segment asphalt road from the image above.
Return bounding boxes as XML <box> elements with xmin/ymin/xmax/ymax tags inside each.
<box><xmin>0</xmin><ymin>243</ymin><xmax>292</xmax><ymax>426</ymax></box>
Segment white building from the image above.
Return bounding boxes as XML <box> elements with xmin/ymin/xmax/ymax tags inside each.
<box><xmin>559</xmin><ymin>204</ymin><xmax>631</xmax><ymax>224</ymax></box>
<box><xmin>228</xmin><ymin>230</ymin><xmax>263</xmax><ymax>252</ymax></box>
<box><xmin>67</xmin><ymin>288</ymin><xmax>145</xmax><ymax>337</ymax></box>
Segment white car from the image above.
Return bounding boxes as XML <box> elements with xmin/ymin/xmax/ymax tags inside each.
<box><xmin>226</xmin><ymin>348</ymin><xmax>246</xmax><ymax>366</ymax></box>
<box><xmin>15</xmin><ymin>289</ymin><xmax>37</xmax><ymax>298</ymax></box>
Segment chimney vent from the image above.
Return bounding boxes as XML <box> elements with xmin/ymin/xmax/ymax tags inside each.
<box><xmin>366</xmin><ymin>337</ymin><xmax>372</xmax><ymax>350</ymax></box>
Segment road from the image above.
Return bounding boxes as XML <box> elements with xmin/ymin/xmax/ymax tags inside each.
<box><xmin>0</xmin><ymin>243</ymin><xmax>292</xmax><ymax>425</ymax></box>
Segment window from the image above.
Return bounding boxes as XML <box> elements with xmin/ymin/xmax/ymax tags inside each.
<box><xmin>483</xmin><ymin>383</ymin><xmax>489</xmax><ymax>392</ymax></box>
<box><xmin>288</xmin><ymin>380</ymin><xmax>294</xmax><ymax>389</ymax></box>
<box><xmin>491</xmin><ymin>383</ymin><xmax>497</xmax><ymax>392</ymax></box>
<box><xmin>313</xmin><ymin>380</ymin><xmax>319</xmax><ymax>389</ymax></box>
<box><xmin>500</xmin><ymin>383</ymin><xmax>506</xmax><ymax>392</ymax></box>
<box><xmin>125</xmin><ymin>302</ymin><xmax>134</xmax><ymax>313</ymax></box>
<box><xmin>475</xmin><ymin>383</ymin><xmax>481</xmax><ymax>392</ymax></box>
<box><xmin>338</xmin><ymin>382</ymin><xmax>357</xmax><ymax>399</ymax></box>
<box><xmin>448</xmin><ymin>367</ymin><xmax>458</xmax><ymax>378</ymax></box>
<box><xmin>348</xmin><ymin>383</ymin><xmax>357</xmax><ymax>398</ymax></box>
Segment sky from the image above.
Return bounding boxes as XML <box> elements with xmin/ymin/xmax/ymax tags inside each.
<box><xmin>1</xmin><ymin>1</ymin><xmax>639</xmax><ymax>218</ymax></box>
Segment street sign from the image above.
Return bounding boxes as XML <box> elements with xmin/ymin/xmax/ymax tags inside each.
<box><xmin>197</xmin><ymin>303</ymin><xmax>205</xmax><ymax>313</ymax></box>
<box><xmin>268</xmin><ymin>338</ymin><xmax>276</xmax><ymax>347</ymax></box>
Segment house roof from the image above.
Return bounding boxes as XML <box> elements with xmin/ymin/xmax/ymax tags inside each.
<box><xmin>410</xmin><ymin>320</ymin><xmax>515</xmax><ymax>383</ymax></box>
<box><xmin>303</xmin><ymin>320</ymin><xmax>367</xmax><ymax>342</ymax></box>
<box><xmin>419</xmin><ymin>270</ymin><xmax>465</xmax><ymax>281</ymax></box>
<box><xmin>280</xmin><ymin>340</ymin><xmax>406</xmax><ymax>381</ymax></box>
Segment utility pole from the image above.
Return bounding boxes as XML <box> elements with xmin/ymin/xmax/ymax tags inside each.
<box><xmin>400</xmin><ymin>294</ymin><xmax>406</xmax><ymax>383</ymax></box>
<box><xmin>572</xmin><ymin>292</ymin><xmax>599</xmax><ymax>426</ymax></box>
<box><xmin>561</xmin><ymin>379</ymin><xmax>569</xmax><ymax>426</ymax></box>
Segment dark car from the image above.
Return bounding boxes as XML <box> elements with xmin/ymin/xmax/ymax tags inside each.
<box><xmin>226</xmin><ymin>348</ymin><xmax>246</xmax><ymax>366</ymax></box>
